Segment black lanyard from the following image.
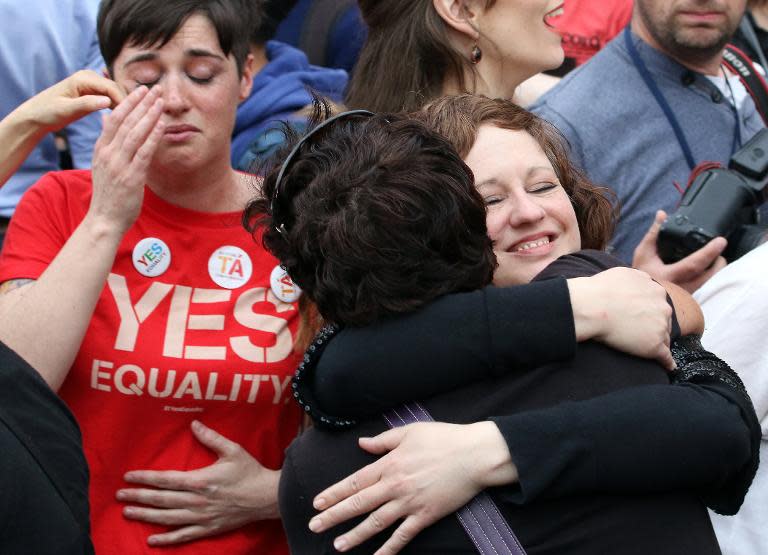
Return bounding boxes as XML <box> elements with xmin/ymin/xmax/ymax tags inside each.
<box><xmin>624</xmin><ymin>27</ymin><xmax>741</xmax><ymax>172</ymax></box>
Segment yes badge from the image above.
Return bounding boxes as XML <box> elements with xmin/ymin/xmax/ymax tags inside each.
<box><xmin>208</xmin><ymin>246</ymin><xmax>253</xmax><ymax>289</ymax></box>
<box><xmin>132</xmin><ymin>238</ymin><xmax>171</xmax><ymax>277</ymax></box>
<box><xmin>270</xmin><ymin>265</ymin><xmax>302</xmax><ymax>303</ymax></box>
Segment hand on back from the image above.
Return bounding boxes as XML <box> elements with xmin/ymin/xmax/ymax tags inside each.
<box><xmin>568</xmin><ymin>266</ymin><xmax>675</xmax><ymax>370</ymax></box>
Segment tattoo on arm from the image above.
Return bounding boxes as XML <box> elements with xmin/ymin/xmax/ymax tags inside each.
<box><xmin>0</xmin><ymin>279</ymin><xmax>34</xmax><ymax>294</ymax></box>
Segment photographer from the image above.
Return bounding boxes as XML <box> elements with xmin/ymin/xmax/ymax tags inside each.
<box><xmin>532</xmin><ymin>0</ymin><xmax>766</xmax><ymax>292</ymax></box>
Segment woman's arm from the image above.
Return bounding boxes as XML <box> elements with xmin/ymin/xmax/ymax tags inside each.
<box><xmin>0</xmin><ymin>71</ymin><xmax>124</xmax><ymax>187</ymax></box>
<box><xmin>0</xmin><ymin>85</ymin><xmax>164</xmax><ymax>390</ymax></box>
<box><xmin>304</xmin><ymin>265</ymin><xmax>674</xmax><ymax>421</ymax></box>
<box><xmin>308</xmin><ymin>342</ymin><xmax>759</xmax><ymax>553</ymax></box>
<box><xmin>660</xmin><ymin>279</ymin><xmax>704</xmax><ymax>336</ymax></box>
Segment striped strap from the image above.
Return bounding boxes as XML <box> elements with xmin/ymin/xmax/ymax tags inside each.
<box><xmin>383</xmin><ymin>402</ymin><xmax>527</xmax><ymax>555</ymax></box>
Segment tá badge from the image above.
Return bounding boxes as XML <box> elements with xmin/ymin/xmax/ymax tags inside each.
<box><xmin>270</xmin><ymin>265</ymin><xmax>302</xmax><ymax>303</ymax></box>
<box><xmin>208</xmin><ymin>246</ymin><xmax>253</xmax><ymax>289</ymax></box>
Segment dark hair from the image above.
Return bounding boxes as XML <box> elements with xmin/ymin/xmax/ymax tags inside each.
<box><xmin>245</xmin><ymin>0</ymin><xmax>298</xmax><ymax>44</ymax></box>
<box><xmin>346</xmin><ymin>0</ymin><xmax>495</xmax><ymax>112</ymax></box>
<box><xmin>97</xmin><ymin>0</ymin><xmax>251</xmax><ymax>75</ymax></box>
<box><xmin>413</xmin><ymin>95</ymin><xmax>617</xmax><ymax>249</ymax></box>
<box><xmin>244</xmin><ymin>103</ymin><xmax>496</xmax><ymax>326</ymax></box>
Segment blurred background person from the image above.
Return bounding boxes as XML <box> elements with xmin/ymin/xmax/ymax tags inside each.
<box><xmin>546</xmin><ymin>0</ymin><xmax>633</xmax><ymax>76</ymax></box>
<box><xmin>345</xmin><ymin>0</ymin><xmax>568</xmax><ymax>112</ymax></box>
<box><xmin>732</xmin><ymin>0</ymin><xmax>768</xmax><ymax>69</ymax></box>
<box><xmin>532</xmin><ymin>0</ymin><xmax>763</xmax><ymax>291</ymax></box>
<box><xmin>232</xmin><ymin>0</ymin><xmax>348</xmax><ymax>170</ymax></box>
<box><xmin>0</xmin><ymin>0</ymin><xmax>105</xmax><ymax>250</ymax></box>
<box><xmin>274</xmin><ymin>0</ymin><xmax>366</xmax><ymax>74</ymax></box>
<box><xmin>515</xmin><ymin>0</ymin><xmax>633</xmax><ymax>105</ymax></box>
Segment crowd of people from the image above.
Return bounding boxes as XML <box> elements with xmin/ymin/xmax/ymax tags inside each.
<box><xmin>0</xmin><ymin>0</ymin><xmax>765</xmax><ymax>554</ymax></box>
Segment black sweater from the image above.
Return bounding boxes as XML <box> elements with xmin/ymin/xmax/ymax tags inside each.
<box><xmin>280</xmin><ymin>252</ymin><xmax>759</xmax><ymax>554</ymax></box>
<box><xmin>0</xmin><ymin>342</ymin><xmax>93</xmax><ymax>554</ymax></box>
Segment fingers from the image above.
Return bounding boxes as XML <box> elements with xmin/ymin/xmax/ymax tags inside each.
<box><xmin>639</xmin><ymin>210</ymin><xmax>666</xmax><ymax>249</ymax></box>
<box><xmin>123</xmin><ymin>505</ymin><xmax>200</xmax><ymax>527</ymax></box>
<box><xmin>69</xmin><ymin>70</ymin><xmax>126</xmax><ymax>107</ymax></box>
<box><xmin>124</xmin><ymin>468</ymin><xmax>209</xmax><ymax>493</ymax></box>
<box><xmin>110</xmin><ymin>86</ymin><xmax>163</xmax><ymax>155</ymax></box>
<box><xmin>123</xmin><ymin>97</ymin><xmax>164</xmax><ymax>169</ymax></box>
<box><xmin>329</xmin><ymin>502</ymin><xmax>407</xmax><ymax>553</ymax></box>
<box><xmin>116</xmin><ymin>487</ymin><xmax>206</xmax><ymax>509</ymax></box>
<box><xmin>147</xmin><ymin>525</ymin><xmax>209</xmax><ymax>547</ymax></box>
<box><xmin>632</xmin><ymin>211</ymin><xmax>667</xmax><ymax>268</ymax></box>
<box><xmin>190</xmin><ymin>420</ymin><xmax>242</xmax><ymax>459</ymax></box>
<box><xmin>70</xmin><ymin>95</ymin><xmax>113</xmax><ymax>115</ymax></box>
<box><xmin>358</xmin><ymin>427</ymin><xmax>407</xmax><ymax>455</ymax></box>
<box><xmin>372</xmin><ymin>517</ymin><xmax>424</xmax><ymax>555</ymax></box>
<box><xmin>131</xmin><ymin>112</ymin><xmax>165</xmax><ymax>172</ymax></box>
<box><xmin>681</xmin><ymin>255</ymin><xmax>727</xmax><ymax>292</ymax></box>
<box><xmin>657</xmin><ymin>346</ymin><xmax>675</xmax><ymax>372</ymax></box>
<box><xmin>310</xmin><ymin>480</ymin><xmax>391</xmax><ymax>533</ymax></box>
<box><xmin>710</xmin><ymin>255</ymin><xmax>727</xmax><ymax>275</ymax></box>
<box><xmin>668</xmin><ymin>237</ymin><xmax>727</xmax><ymax>283</ymax></box>
<box><xmin>313</xmin><ymin>462</ymin><xmax>383</xmax><ymax>511</ymax></box>
<box><xmin>98</xmin><ymin>85</ymin><xmax>149</xmax><ymax>146</ymax></box>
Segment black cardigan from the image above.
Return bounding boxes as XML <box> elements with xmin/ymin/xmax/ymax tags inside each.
<box><xmin>280</xmin><ymin>251</ymin><xmax>759</xmax><ymax>554</ymax></box>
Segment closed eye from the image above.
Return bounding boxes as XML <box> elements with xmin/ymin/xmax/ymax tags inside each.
<box><xmin>530</xmin><ymin>182</ymin><xmax>559</xmax><ymax>194</ymax></box>
<box><xmin>135</xmin><ymin>79</ymin><xmax>159</xmax><ymax>89</ymax></box>
<box><xmin>189</xmin><ymin>74</ymin><xmax>214</xmax><ymax>84</ymax></box>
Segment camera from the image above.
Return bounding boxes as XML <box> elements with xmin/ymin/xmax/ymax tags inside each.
<box><xmin>658</xmin><ymin>128</ymin><xmax>768</xmax><ymax>264</ymax></box>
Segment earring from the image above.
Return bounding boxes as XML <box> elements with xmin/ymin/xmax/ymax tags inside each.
<box><xmin>471</xmin><ymin>44</ymin><xmax>482</xmax><ymax>64</ymax></box>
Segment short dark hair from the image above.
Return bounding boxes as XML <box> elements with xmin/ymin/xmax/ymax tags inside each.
<box><xmin>244</xmin><ymin>103</ymin><xmax>496</xmax><ymax>327</ymax></box>
<box><xmin>413</xmin><ymin>95</ymin><xmax>618</xmax><ymax>250</ymax></box>
<box><xmin>97</xmin><ymin>0</ymin><xmax>251</xmax><ymax>75</ymax></box>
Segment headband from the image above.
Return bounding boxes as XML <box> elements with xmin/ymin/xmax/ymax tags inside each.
<box><xmin>271</xmin><ymin>109</ymin><xmax>376</xmax><ymax>235</ymax></box>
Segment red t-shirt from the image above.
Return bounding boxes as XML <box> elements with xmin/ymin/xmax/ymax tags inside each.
<box><xmin>552</xmin><ymin>0</ymin><xmax>633</xmax><ymax>70</ymax></box>
<box><xmin>0</xmin><ymin>170</ymin><xmax>302</xmax><ymax>554</ymax></box>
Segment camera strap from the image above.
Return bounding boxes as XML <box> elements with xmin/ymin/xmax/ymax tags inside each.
<box><xmin>722</xmin><ymin>44</ymin><xmax>768</xmax><ymax>126</ymax></box>
<box><xmin>624</xmin><ymin>27</ymin><xmax>742</xmax><ymax>172</ymax></box>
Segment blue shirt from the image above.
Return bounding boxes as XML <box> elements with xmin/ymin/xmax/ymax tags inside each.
<box><xmin>0</xmin><ymin>0</ymin><xmax>104</xmax><ymax>217</ymax></box>
<box><xmin>532</xmin><ymin>30</ymin><xmax>766</xmax><ymax>262</ymax></box>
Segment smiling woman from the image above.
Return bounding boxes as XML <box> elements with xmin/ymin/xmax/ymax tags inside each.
<box><xmin>420</xmin><ymin>94</ymin><xmax>615</xmax><ymax>286</ymax></box>
<box><xmin>471</xmin><ymin>127</ymin><xmax>582</xmax><ymax>283</ymax></box>
<box><xmin>0</xmin><ymin>1</ymin><xmax>303</xmax><ymax>555</ymax></box>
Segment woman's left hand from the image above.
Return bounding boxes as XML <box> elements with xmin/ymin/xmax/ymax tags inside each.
<box><xmin>117</xmin><ymin>420</ymin><xmax>280</xmax><ymax>547</ymax></box>
<box><xmin>309</xmin><ymin>421</ymin><xmax>517</xmax><ymax>554</ymax></box>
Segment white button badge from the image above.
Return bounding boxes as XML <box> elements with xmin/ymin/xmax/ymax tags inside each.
<box><xmin>132</xmin><ymin>237</ymin><xmax>171</xmax><ymax>277</ymax></box>
<box><xmin>208</xmin><ymin>246</ymin><xmax>253</xmax><ymax>289</ymax></box>
<box><xmin>270</xmin><ymin>265</ymin><xmax>302</xmax><ymax>303</ymax></box>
